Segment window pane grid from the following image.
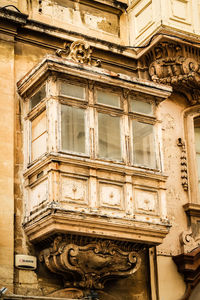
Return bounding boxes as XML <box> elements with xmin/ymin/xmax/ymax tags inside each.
<box><xmin>28</xmin><ymin>81</ymin><xmax>159</xmax><ymax>170</ymax></box>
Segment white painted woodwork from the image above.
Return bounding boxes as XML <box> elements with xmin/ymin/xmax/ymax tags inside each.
<box><xmin>19</xmin><ymin>57</ymin><xmax>172</xmax><ymax>244</ymax></box>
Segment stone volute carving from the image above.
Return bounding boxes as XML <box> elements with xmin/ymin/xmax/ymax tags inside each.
<box><xmin>39</xmin><ymin>235</ymin><xmax>141</xmax><ymax>291</ymax></box>
<box><xmin>56</xmin><ymin>40</ymin><xmax>101</xmax><ymax>67</ymax></box>
<box><xmin>147</xmin><ymin>42</ymin><xmax>200</xmax><ymax>104</ymax></box>
<box><xmin>179</xmin><ymin>229</ymin><xmax>200</xmax><ymax>253</ymax></box>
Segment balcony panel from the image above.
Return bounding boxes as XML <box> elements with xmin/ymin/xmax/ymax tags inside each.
<box><xmin>24</xmin><ymin>158</ymin><xmax>169</xmax><ymax>245</ymax></box>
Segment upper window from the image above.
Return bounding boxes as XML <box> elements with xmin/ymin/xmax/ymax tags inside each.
<box><xmin>30</xmin><ymin>85</ymin><xmax>46</xmax><ymax>110</ymax></box>
<box><xmin>129</xmin><ymin>96</ymin><xmax>156</xmax><ymax>168</ymax></box>
<box><xmin>97</xmin><ymin>90</ymin><xmax>121</xmax><ymax>108</ymax></box>
<box><xmin>129</xmin><ymin>96</ymin><xmax>153</xmax><ymax>115</ymax></box>
<box><xmin>59</xmin><ymin>81</ymin><xmax>85</xmax><ymax>100</ymax></box>
<box><xmin>26</xmin><ymin>78</ymin><xmax>158</xmax><ymax>170</ymax></box>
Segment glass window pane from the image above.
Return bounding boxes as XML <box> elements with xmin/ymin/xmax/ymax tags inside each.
<box><xmin>194</xmin><ymin>118</ymin><xmax>200</xmax><ymax>187</ymax></box>
<box><xmin>196</xmin><ymin>154</ymin><xmax>200</xmax><ymax>179</ymax></box>
<box><xmin>61</xmin><ymin>105</ymin><xmax>85</xmax><ymax>154</ymax></box>
<box><xmin>132</xmin><ymin>120</ymin><xmax>156</xmax><ymax>168</ymax></box>
<box><xmin>32</xmin><ymin>133</ymin><xmax>47</xmax><ymax>161</ymax></box>
<box><xmin>97</xmin><ymin>90</ymin><xmax>120</xmax><ymax>107</ymax></box>
<box><xmin>130</xmin><ymin>98</ymin><xmax>153</xmax><ymax>115</ymax></box>
<box><xmin>194</xmin><ymin>118</ymin><xmax>200</xmax><ymax>152</ymax></box>
<box><xmin>31</xmin><ymin>111</ymin><xmax>46</xmax><ymax>141</ymax></box>
<box><xmin>31</xmin><ymin>111</ymin><xmax>47</xmax><ymax>161</ymax></box>
<box><xmin>30</xmin><ymin>85</ymin><xmax>46</xmax><ymax>109</ymax></box>
<box><xmin>60</xmin><ymin>82</ymin><xmax>85</xmax><ymax>99</ymax></box>
<box><xmin>98</xmin><ymin>113</ymin><xmax>121</xmax><ymax>160</ymax></box>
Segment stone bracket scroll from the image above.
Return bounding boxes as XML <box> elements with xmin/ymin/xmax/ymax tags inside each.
<box><xmin>39</xmin><ymin>235</ymin><xmax>141</xmax><ymax>290</ymax></box>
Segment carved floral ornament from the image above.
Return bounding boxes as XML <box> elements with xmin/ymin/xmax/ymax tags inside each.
<box><xmin>147</xmin><ymin>42</ymin><xmax>200</xmax><ymax>104</ymax></box>
<box><xmin>39</xmin><ymin>235</ymin><xmax>141</xmax><ymax>291</ymax></box>
<box><xmin>56</xmin><ymin>40</ymin><xmax>101</xmax><ymax>67</ymax></box>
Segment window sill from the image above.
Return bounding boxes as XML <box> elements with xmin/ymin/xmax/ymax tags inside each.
<box><xmin>24</xmin><ymin>152</ymin><xmax>167</xmax><ymax>182</ymax></box>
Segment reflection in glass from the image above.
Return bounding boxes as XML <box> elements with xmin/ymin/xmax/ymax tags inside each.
<box><xmin>60</xmin><ymin>82</ymin><xmax>85</xmax><ymax>99</ymax></box>
<box><xmin>97</xmin><ymin>90</ymin><xmax>120</xmax><ymax>108</ymax></box>
<box><xmin>61</xmin><ymin>105</ymin><xmax>85</xmax><ymax>154</ymax></box>
<box><xmin>98</xmin><ymin>113</ymin><xmax>121</xmax><ymax>160</ymax></box>
<box><xmin>30</xmin><ymin>85</ymin><xmax>46</xmax><ymax>109</ymax></box>
<box><xmin>31</xmin><ymin>111</ymin><xmax>47</xmax><ymax>161</ymax></box>
<box><xmin>130</xmin><ymin>98</ymin><xmax>153</xmax><ymax>115</ymax></box>
<box><xmin>132</xmin><ymin>120</ymin><xmax>156</xmax><ymax>168</ymax></box>
<box><xmin>194</xmin><ymin>117</ymin><xmax>200</xmax><ymax>192</ymax></box>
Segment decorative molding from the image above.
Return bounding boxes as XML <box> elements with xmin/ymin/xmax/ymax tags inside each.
<box><xmin>184</xmin><ymin>203</ymin><xmax>200</xmax><ymax>218</ymax></box>
<box><xmin>39</xmin><ymin>235</ymin><xmax>141</xmax><ymax>290</ymax></box>
<box><xmin>173</xmin><ymin>245</ymin><xmax>200</xmax><ymax>300</ymax></box>
<box><xmin>56</xmin><ymin>40</ymin><xmax>101</xmax><ymax>67</ymax></box>
<box><xmin>122</xmin><ymin>88</ymin><xmax>130</xmax><ymax>99</ymax></box>
<box><xmin>146</xmin><ymin>42</ymin><xmax>200</xmax><ymax>104</ymax></box>
<box><xmin>38</xmin><ymin>0</ymin><xmax>42</xmax><ymax>13</ymax></box>
<box><xmin>177</xmin><ymin>138</ymin><xmax>188</xmax><ymax>191</ymax></box>
<box><xmin>179</xmin><ymin>229</ymin><xmax>200</xmax><ymax>254</ymax></box>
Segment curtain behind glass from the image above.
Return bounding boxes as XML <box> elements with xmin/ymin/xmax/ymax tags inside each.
<box><xmin>132</xmin><ymin>120</ymin><xmax>156</xmax><ymax>168</ymax></box>
<box><xmin>98</xmin><ymin>113</ymin><xmax>121</xmax><ymax>160</ymax></box>
<box><xmin>61</xmin><ymin>105</ymin><xmax>85</xmax><ymax>154</ymax></box>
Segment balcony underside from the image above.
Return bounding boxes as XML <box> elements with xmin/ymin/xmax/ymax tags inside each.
<box><xmin>24</xmin><ymin>207</ymin><xmax>169</xmax><ymax>245</ymax></box>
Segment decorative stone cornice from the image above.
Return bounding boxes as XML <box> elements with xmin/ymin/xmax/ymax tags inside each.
<box><xmin>39</xmin><ymin>235</ymin><xmax>141</xmax><ymax>291</ymax></box>
<box><xmin>56</xmin><ymin>40</ymin><xmax>101</xmax><ymax>67</ymax></box>
<box><xmin>146</xmin><ymin>41</ymin><xmax>200</xmax><ymax>104</ymax></box>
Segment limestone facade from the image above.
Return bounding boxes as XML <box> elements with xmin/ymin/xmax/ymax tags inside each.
<box><xmin>1</xmin><ymin>0</ymin><xmax>200</xmax><ymax>299</ymax></box>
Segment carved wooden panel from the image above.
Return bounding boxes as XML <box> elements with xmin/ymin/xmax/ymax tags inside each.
<box><xmin>29</xmin><ymin>179</ymin><xmax>48</xmax><ymax>211</ymax></box>
<box><xmin>170</xmin><ymin>0</ymin><xmax>191</xmax><ymax>25</ymax></box>
<box><xmin>61</xmin><ymin>175</ymin><xmax>88</xmax><ymax>205</ymax></box>
<box><xmin>134</xmin><ymin>188</ymin><xmax>158</xmax><ymax>214</ymax></box>
<box><xmin>99</xmin><ymin>181</ymin><xmax>124</xmax><ymax>210</ymax></box>
<box><xmin>134</xmin><ymin>0</ymin><xmax>153</xmax><ymax>37</ymax></box>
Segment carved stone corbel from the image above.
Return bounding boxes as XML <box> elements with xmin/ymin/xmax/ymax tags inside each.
<box><xmin>39</xmin><ymin>235</ymin><xmax>141</xmax><ymax>293</ymax></box>
<box><xmin>56</xmin><ymin>40</ymin><xmax>101</xmax><ymax>67</ymax></box>
<box><xmin>179</xmin><ymin>229</ymin><xmax>200</xmax><ymax>254</ymax></box>
<box><xmin>146</xmin><ymin>42</ymin><xmax>200</xmax><ymax>105</ymax></box>
<box><xmin>173</xmin><ymin>230</ymin><xmax>200</xmax><ymax>299</ymax></box>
